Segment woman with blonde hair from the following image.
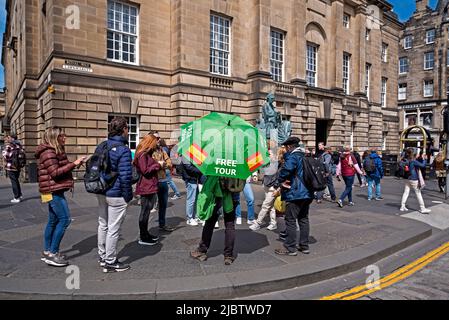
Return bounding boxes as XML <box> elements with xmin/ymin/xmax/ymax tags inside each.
<box><xmin>134</xmin><ymin>134</ymin><xmax>162</xmax><ymax>245</ymax></box>
<box><xmin>35</xmin><ymin>126</ymin><xmax>86</xmax><ymax>267</ymax></box>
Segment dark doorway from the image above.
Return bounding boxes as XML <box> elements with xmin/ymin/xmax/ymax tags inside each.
<box><xmin>316</xmin><ymin>120</ymin><xmax>329</xmax><ymax>149</ymax></box>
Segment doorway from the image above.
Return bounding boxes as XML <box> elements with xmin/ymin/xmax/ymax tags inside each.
<box><xmin>316</xmin><ymin>120</ymin><xmax>330</xmax><ymax>149</ymax></box>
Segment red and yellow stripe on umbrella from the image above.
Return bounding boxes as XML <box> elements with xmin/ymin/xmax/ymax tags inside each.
<box><xmin>247</xmin><ymin>152</ymin><xmax>264</xmax><ymax>172</ymax></box>
<box><xmin>187</xmin><ymin>143</ymin><xmax>208</xmax><ymax>166</ymax></box>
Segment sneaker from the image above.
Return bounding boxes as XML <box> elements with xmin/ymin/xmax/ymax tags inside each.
<box><xmin>149</xmin><ymin>234</ymin><xmax>159</xmax><ymax>241</ymax></box>
<box><xmin>159</xmin><ymin>225</ymin><xmax>176</xmax><ymax>232</ymax></box>
<box><xmin>103</xmin><ymin>260</ymin><xmax>130</xmax><ymax>273</ymax></box>
<box><xmin>41</xmin><ymin>251</ymin><xmax>51</xmax><ymax>262</ymax></box>
<box><xmin>375</xmin><ymin>197</ymin><xmax>384</xmax><ymax>201</ymax></box>
<box><xmin>98</xmin><ymin>258</ymin><xmax>106</xmax><ymax>267</ymax></box>
<box><xmin>400</xmin><ymin>206</ymin><xmax>409</xmax><ymax>212</ymax></box>
<box><xmin>279</xmin><ymin>231</ymin><xmax>287</xmax><ymax>240</ymax></box>
<box><xmin>214</xmin><ymin>221</ymin><xmax>219</xmax><ymax>229</ymax></box>
<box><xmin>138</xmin><ymin>237</ymin><xmax>158</xmax><ymax>246</ymax></box>
<box><xmin>420</xmin><ymin>208</ymin><xmax>431</xmax><ymax>214</ymax></box>
<box><xmin>150</xmin><ymin>208</ymin><xmax>157</xmax><ymax>213</ymax></box>
<box><xmin>45</xmin><ymin>253</ymin><xmax>69</xmax><ymax>267</ymax></box>
<box><xmin>249</xmin><ymin>222</ymin><xmax>261</xmax><ymax>231</ymax></box>
<box><xmin>267</xmin><ymin>224</ymin><xmax>277</xmax><ymax>231</ymax></box>
<box><xmin>316</xmin><ymin>199</ymin><xmax>322</xmax><ymax>204</ymax></box>
<box><xmin>348</xmin><ymin>202</ymin><xmax>355</xmax><ymax>206</ymax></box>
<box><xmin>10</xmin><ymin>198</ymin><xmax>21</xmax><ymax>204</ymax></box>
<box><xmin>337</xmin><ymin>200</ymin><xmax>343</xmax><ymax>208</ymax></box>
<box><xmin>297</xmin><ymin>246</ymin><xmax>310</xmax><ymax>254</ymax></box>
<box><xmin>247</xmin><ymin>219</ymin><xmax>255</xmax><ymax>225</ymax></box>
<box><xmin>224</xmin><ymin>256</ymin><xmax>236</xmax><ymax>265</ymax></box>
<box><xmin>170</xmin><ymin>195</ymin><xmax>182</xmax><ymax>200</ymax></box>
<box><xmin>236</xmin><ymin>217</ymin><xmax>242</xmax><ymax>225</ymax></box>
<box><xmin>187</xmin><ymin>219</ymin><xmax>198</xmax><ymax>226</ymax></box>
<box><xmin>274</xmin><ymin>248</ymin><xmax>297</xmax><ymax>256</ymax></box>
<box><xmin>190</xmin><ymin>250</ymin><xmax>208</xmax><ymax>262</ymax></box>
<box><xmin>367</xmin><ymin>198</ymin><xmax>372</xmax><ymax>201</ymax></box>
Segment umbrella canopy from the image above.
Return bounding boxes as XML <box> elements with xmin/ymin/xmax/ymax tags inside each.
<box><xmin>177</xmin><ymin>112</ymin><xmax>269</xmax><ymax>180</ymax></box>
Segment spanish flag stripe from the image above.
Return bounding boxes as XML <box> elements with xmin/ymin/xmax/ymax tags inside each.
<box><xmin>249</xmin><ymin>161</ymin><xmax>263</xmax><ymax>172</ymax></box>
<box><xmin>247</xmin><ymin>154</ymin><xmax>263</xmax><ymax>168</ymax></box>
<box><xmin>192</xmin><ymin>143</ymin><xmax>208</xmax><ymax>157</ymax></box>
<box><xmin>187</xmin><ymin>150</ymin><xmax>203</xmax><ymax>166</ymax></box>
<box><xmin>246</xmin><ymin>152</ymin><xmax>261</xmax><ymax>163</ymax></box>
<box><xmin>187</xmin><ymin>144</ymin><xmax>207</xmax><ymax>166</ymax></box>
<box><xmin>247</xmin><ymin>152</ymin><xmax>264</xmax><ymax>171</ymax></box>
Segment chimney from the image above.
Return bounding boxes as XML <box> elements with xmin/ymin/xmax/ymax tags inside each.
<box><xmin>415</xmin><ymin>0</ymin><xmax>429</xmax><ymax>13</ymax></box>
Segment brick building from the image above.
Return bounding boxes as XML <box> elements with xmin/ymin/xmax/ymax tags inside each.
<box><xmin>1</xmin><ymin>0</ymin><xmax>402</xmax><ymax>178</ymax></box>
<box><xmin>398</xmin><ymin>0</ymin><xmax>449</xmax><ymax>148</ymax></box>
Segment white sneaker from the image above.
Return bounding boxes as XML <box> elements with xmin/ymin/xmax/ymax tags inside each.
<box><xmin>400</xmin><ymin>206</ymin><xmax>409</xmax><ymax>212</ymax></box>
<box><xmin>236</xmin><ymin>217</ymin><xmax>242</xmax><ymax>225</ymax></box>
<box><xmin>187</xmin><ymin>219</ymin><xmax>198</xmax><ymax>226</ymax></box>
<box><xmin>247</xmin><ymin>220</ymin><xmax>255</xmax><ymax>225</ymax></box>
<box><xmin>150</xmin><ymin>208</ymin><xmax>157</xmax><ymax>213</ymax></box>
<box><xmin>10</xmin><ymin>198</ymin><xmax>21</xmax><ymax>204</ymax></box>
<box><xmin>214</xmin><ymin>221</ymin><xmax>219</xmax><ymax>229</ymax></box>
<box><xmin>267</xmin><ymin>224</ymin><xmax>277</xmax><ymax>231</ymax></box>
<box><xmin>249</xmin><ymin>223</ymin><xmax>260</xmax><ymax>231</ymax></box>
<box><xmin>420</xmin><ymin>208</ymin><xmax>431</xmax><ymax>214</ymax></box>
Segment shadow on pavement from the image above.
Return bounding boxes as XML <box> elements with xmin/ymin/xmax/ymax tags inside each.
<box><xmin>61</xmin><ymin>235</ymin><xmax>97</xmax><ymax>260</ymax></box>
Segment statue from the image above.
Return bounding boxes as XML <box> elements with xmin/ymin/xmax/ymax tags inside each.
<box><xmin>256</xmin><ymin>93</ymin><xmax>292</xmax><ymax>145</ymax></box>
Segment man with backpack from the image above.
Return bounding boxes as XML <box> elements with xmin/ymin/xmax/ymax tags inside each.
<box><xmin>316</xmin><ymin>143</ymin><xmax>337</xmax><ymax>203</ymax></box>
<box><xmin>274</xmin><ymin>137</ymin><xmax>314</xmax><ymax>256</ymax></box>
<box><xmin>363</xmin><ymin>149</ymin><xmax>384</xmax><ymax>201</ymax></box>
<box><xmin>2</xmin><ymin>134</ymin><xmax>26</xmax><ymax>203</ymax></box>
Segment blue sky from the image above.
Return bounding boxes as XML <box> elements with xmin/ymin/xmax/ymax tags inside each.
<box><xmin>0</xmin><ymin>0</ymin><xmax>442</xmax><ymax>89</ymax></box>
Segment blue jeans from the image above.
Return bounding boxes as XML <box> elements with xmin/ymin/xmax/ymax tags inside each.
<box><xmin>166</xmin><ymin>169</ymin><xmax>180</xmax><ymax>197</ymax></box>
<box><xmin>235</xmin><ymin>183</ymin><xmax>255</xmax><ymax>220</ymax></box>
<box><xmin>157</xmin><ymin>182</ymin><xmax>169</xmax><ymax>227</ymax></box>
<box><xmin>44</xmin><ymin>192</ymin><xmax>71</xmax><ymax>254</ymax></box>
<box><xmin>185</xmin><ymin>182</ymin><xmax>198</xmax><ymax>220</ymax></box>
<box><xmin>317</xmin><ymin>175</ymin><xmax>336</xmax><ymax>201</ymax></box>
<box><xmin>367</xmin><ymin>177</ymin><xmax>381</xmax><ymax>200</ymax></box>
<box><xmin>339</xmin><ymin>175</ymin><xmax>355</xmax><ymax>203</ymax></box>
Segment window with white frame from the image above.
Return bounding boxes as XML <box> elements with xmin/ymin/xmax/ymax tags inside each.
<box><xmin>108</xmin><ymin>115</ymin><xmax>139</xmax><ymax>151</ymax></box>
<box><xmin>343</xmin><ymin>53</ymin><xmax>351</xmax><ymax>95</ymax></box>
<box><xmin>398</xmin><ymin>83</ymin><xmax>407</xmax><ymax>100</ymax></box>
<box><xmin>107</xmin><ymin>1</ymin><xmax>138</xmax><ymax>64</ymax></box>
<box><xmin>404</xmin><ymin>35</ymin><xmax>413</xmax><ymax>49</ymax></box>
<box><xmin>381</xmin><ymin>43</ymin><xmax>388</xmax><ymax>62</ymax></box>
<box><xmin>365</xmin><ymin>63</ymin><xmax>371</xmax><ymax>99</ymax></box>
<box><xmin>399</xmin><ymin>57</ymin><xmax>409</xmax><ymax>74</ymax></box>
<box><xmin>210</xmin><ymin>14</ymin><xmax>231</xmax><ymax>76</ymax></box>
<box><xmin>366</xmin><ymin>28</ymin><xmax>371</xmax><ymax>41</ymax></box>
<box><xmin>306</xmin><ymin>43</ymin><xmax>317</xmax><ymax>87</ymax></box>
<box><xmin>350</xmin><ymin>122</ymin><xmax>355</xmax><ymax>149</ymax></box>
<box><xmin>426</xmin><ymin>29</ymin><xmax>435</xmax><ymax>44</ymax></box>
<box><xmin>343</xmin><ymin>14</ymin><xmax>350</xmax><ymax>28</ymax></box>
<box><xmin>381</xmin><ymin>77</ymin><xmax>387</xmax><ymax>108</ymax></box>
<box><xmin>423</xmin><ymin>80</ymin><xmax>434</xmax><ymax>97</ymax></box>
<box><xmin>382</xmin><ymin>132</ymin><xmax>387</xmax><ymax>151</ymax></box>
<box><xmin>270</xmin><ymin>29</ymin><xmax>284</xmax><ymax>82</ymax></box>
<box><xmin>424</xmin><ymin>52</ymin><xmax>434</xmax><ymax>69</ymax></box>
<box><xmin>420</xmin><ymin>111</ymin><xmax>433</xmax><ymax>128</ymax></box>
<box><xmin>405</xmin><ymin>111</ymin><xmax>417</xmax><ymax>127</ymax></box>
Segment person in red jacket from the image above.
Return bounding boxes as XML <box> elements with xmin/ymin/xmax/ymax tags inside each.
<box><xmin>35</xmin><ymin>127</ymin><xmax>86</xmax><ymax>267</ymax></box>
<box><xmin>336</xmin><ymin>146</ymin><xmax>365</xmax><ymax>208</ymax></box>
<box><xmin>133</xmin><ymin>134</ymin><xmax>162</xmax><ymax>246</ymax></box>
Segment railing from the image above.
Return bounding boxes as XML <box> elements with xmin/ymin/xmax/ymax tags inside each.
<box><xmin>210</xmin><ymin>76</ymin><xmax>234</xmax><ymax>90</ymax></box>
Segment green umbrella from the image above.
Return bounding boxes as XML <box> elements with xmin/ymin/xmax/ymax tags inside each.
<box><xmin>177</xmin><ymin>112</ymin><xmax>269</xmax><ymax>180</ymax></box>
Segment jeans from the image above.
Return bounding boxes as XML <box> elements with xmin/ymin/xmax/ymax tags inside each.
<box><xmin>185</xmin><ymin>182</ymin><xmax>198</xmax><ymax>220</ymax></box>
<box><xmin>44</xmin><ymin>192</ymin><xmax>71</xmax><ymax>254</ymax></box>
<box><xmin>367</xmin><ymin>177</ymin><xmax>381</xmax><ymax>200</ymax></box>
<box><xmin>166</xmin><ymin>169</ymin><xmax>180</xmax><ymax>197</ymax></box>
<box><xmin>317</xmin><ymin>175</ymin><xmax>336</xmax><ymax>201</ymax></box>
<box><xmin>198</xmin><ymin>198</ymin><xmax>237</xmax><ymax>257</ymax></box>
<box><xmin>97</xmin><ymin>195</ymin><xmax>128</xmax><ymax>264</ymax></box>
<box><xmin>8</xmin><ymin>170</ymin><xmax>22</xmax><ymax>199</ymax></box>
<box><xmin>157</xmin><ymin>182</ymin><xmax>169</xmax><ymax>227</ymax></box>
<box><xmin>284</xmin><ymin>199</ymin><xmax>312</xmax><ymax>253</ymax></box>
<box><xmin>139</xmin><ymin>194</ymin><xmax>157</xmax><ymax>240</ymax></box>
<box><xmin>340</xmin><ymin>175</ymin><xmax>355</xmax><ymax>203</ymax></box>
<box><xmin>256</xmin><ymin>186</ymin><xmax>277</xmax><ymax>226</ymax></box>
<box><xmin>401</xmin><ymin>180</ymin><xmax>426</xmax><ymax>211</ymax></box>
<box><xmin>235</xmin><ymin>183</ymin><xmax>255</xmax><ymax>221</ymax></box>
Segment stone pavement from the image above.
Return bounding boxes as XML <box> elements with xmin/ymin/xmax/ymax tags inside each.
<box><xmin>0</xmin><ymin>176</ymin><xmax>442</xmax><ymax>299</ymax></box>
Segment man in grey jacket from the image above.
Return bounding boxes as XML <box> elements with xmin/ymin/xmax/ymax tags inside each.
<box><xmin>316</xmin><ymin>144</ymin><xmax>336</xmax><ymax>203</ymax></box>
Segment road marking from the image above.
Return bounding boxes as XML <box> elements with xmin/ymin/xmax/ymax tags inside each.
<box><xmin>320</xmin><ymin>241</ymin><xmax>449</xmax><ymax>300</ymax></box>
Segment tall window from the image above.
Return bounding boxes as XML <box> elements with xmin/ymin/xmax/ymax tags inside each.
<box><xmin>381</xmin><ymin>43</ymin><xmax>388</xmax><ymax>62</ymax></box>
<box><xmin>270</xmin><ymin>29</ymin><xmax>284</xmax><ymax>82</ymax></box>
<box><xmin>423</xmin><ymin>80</ymin><xmax>434</xmax><ymax>97</ymax></box>
<box><xmin>381</xmin><ymin>78</ymin><xmax>387</xmax><ymax>108</ymax></box>
<box><xmin>398</xmin><ymin>83</ymin><xmax>407</xmax><ymax>100</ymax></box>
<box><xmin>424</xmin><ymin>52</ymin><xmax>434</xmax><ymax>70</ymax></box>
<box><xmin>426</xmin><ymin>29</ymin><xmax>435</xmax><ymax>44</ymax></box>
<box><xmin>306</xmin><ymin>44</ymin><xmax>317</xmax><ymax>87</ymax></box>
<box><xmin>108</xmin><ymin>115</ymin><xmax>139</xmax><ymax>151</ymax></box>
<box><xmin>210</xmin><ymin>14</ymin><xmax>231</xmax><ymax>76</ymax></box>
<box><xmin>365</xmin><ymin>63</ymin><xmax>371</xmax><ymax>99</ymax></box>
<box><xmin>420</xmin><ymin>111</ymin><xmax>433</xmax><ymax>128</ymax></box>
<box><xmin>403</xmin><ymin>35</ymin><xmax>413</xmax><ymax>49</ymax></box>
<box><xmin>107</xmin><ymin>1</ymin><xmax>139</xmax><ymax>64</ymax></box>
<box><xmin>399</xmin><ymin>57</ymin><xmax>409</xmax><ymax>74</ymax></box>
<box><xmin>343</xmin><ymin>14</ymin><xmax>350</xmax><ymax>28</ymax></box>
<box><xmin>365</xmin><ymin>29</ymin><xmax>371</xmax><ymax>41</ymax></box>
<box><xmin>343</xmin><ymin>53</ymin><xmax>351</xmax><ymax>94</ymax></box>
<box><xmin>382</xmin><ymin>132</ymin><xmax>387</xmax><ymax>151</ymax></box>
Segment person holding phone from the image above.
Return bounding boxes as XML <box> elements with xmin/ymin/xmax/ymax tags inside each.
<box><xmin>35</xmin><ymin>126</ymin><xmax>86</xmax><ymax>267</ymax></box>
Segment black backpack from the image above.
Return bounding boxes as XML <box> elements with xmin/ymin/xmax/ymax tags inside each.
<box><xmin>219</xmin><ymin>177</ymin><xmax>246</xmax><ymax>193</ymax></box>
<box><xmin>396</xmin><ymin>160</ymin><xmax>411</xmax><ymax>179</ymax></box>
<box><xmin>302</xmin><ymin>156</ymin><xmax>327</xmax><ymax>192</ymax></box>
<box><xmin>11</xmin><ymin>145</ymin><xmax>26</xmax><ymax>169</ymax></box>
<box><xmin>363</xmin><ymin>157</ymin><xmax>376</xmax><ymax>173</ymax></box>
<box><xmin>84</xmin><ymin>141</ymin><xmax>121</xmax><ymax>194</ymax></box>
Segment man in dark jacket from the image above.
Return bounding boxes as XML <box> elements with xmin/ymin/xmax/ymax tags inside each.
<box><xmin>2</xmin><ymin>134</ymin><xmax>24</xmax><ymax>203</ymax></box>
<box><xmin>179</xmin><ymin>155</ymin><xmax>204</xmax><ymax>226</ymax></box>
<box><xmin>275</xmin><ymin>137</ymin><xmax>313</xmax><ymax>256</ymax></box>
<box><xmin>96</xmin><ymin>117</ymin><xmax>133</xmax><ymax>273</ymax></box>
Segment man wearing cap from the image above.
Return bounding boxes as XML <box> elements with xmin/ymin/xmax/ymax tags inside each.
<box><xmin>275</xmin><ymin>137</ymin><xmax>313</xmax><ymax>256</ymax></box>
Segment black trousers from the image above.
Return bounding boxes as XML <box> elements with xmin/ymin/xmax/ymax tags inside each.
<box><xmin>198</xmin><ymin>198</ymin><xmax>236</xmax><ymax>258</ymax></box>
<box><xmin>8</xmin><ymin>170</ymin><xmax>22</xmax><ymax>199</ymax></box>
<box><xmin>284</xmin><ymin>199</ymin><xmax>312</xmax><ymax>252</ymax></box>
<box><xmin>139</xmin><ymin>194</ymin><xmax>158</xmax><ymax>240</ymax></box>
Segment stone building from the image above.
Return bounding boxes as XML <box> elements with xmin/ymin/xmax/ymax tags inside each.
<box><xmin>398</xmin><ymin>0</ymin><xmax>449</xmax><ymax>149</ymax></box>
<box><xmin>1</xmin><ymin>0</ymin><xmax>402</xmax><ymax>178</ymax></box>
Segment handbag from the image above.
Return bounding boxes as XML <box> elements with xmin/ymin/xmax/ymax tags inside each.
<box><xmin>274</xmin><ymin>196</ymin><xmax>286</xmax><ymax>213</ymax></box>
